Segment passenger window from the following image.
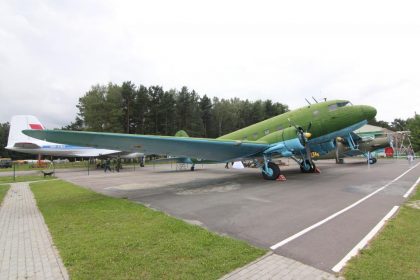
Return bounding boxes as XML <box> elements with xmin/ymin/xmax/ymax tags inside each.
<box><xmin>264</xmin><ymin>129</ymin><xmax>270</xmax><ymax>135</ymax></box>
<box><xmin>253</xmin><ymin>132</ymin><xmax>258</xmax><ymax>139</ymax></box>
<box><xmin>277</xmin><ymin>125</ymin><xmax>283</xmax><ymax>131</ymax></box>
<box><xmin>328</xmin><ymin>104</ymin><xmax>338</xmax><ymax>111</ymax></box>
<box><xmin>243</xmin><ymin>135</ymin><xmax>248</xmax><ymax>140</ymax></box>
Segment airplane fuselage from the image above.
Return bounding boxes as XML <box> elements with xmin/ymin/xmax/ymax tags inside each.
<box><xmin>219</xmin><ymin>100</ymin><xmax>375</xmax><ymax>145</ymax></box>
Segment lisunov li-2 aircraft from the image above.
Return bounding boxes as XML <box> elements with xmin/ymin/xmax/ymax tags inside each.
<box><xmin>24</xmin><ymin>100</ymin><xmax>377</xmax><ymax>180</ymax></box>
<box><xmin>6</xmin><ymin>115</ymin><xmax>143</xmax><ymax>159</ymax></box>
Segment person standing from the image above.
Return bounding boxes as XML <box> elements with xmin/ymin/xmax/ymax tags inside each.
<box><xmin>104</xmin><ymin>158</ymin><xmax>111</xmax><ymax>172</ymax></box>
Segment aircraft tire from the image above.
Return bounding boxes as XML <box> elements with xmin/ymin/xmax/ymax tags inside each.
<box><xmin>300</xmin><ymin>160</ymin><xmax>315</xmax><ymax>173</ymax></box>
<box><xmin>191</xmin><ymin>166</ymin><xmax>195</xmax><ymax>171</ymax></box>
<box><xmin>262</xmin><ymin>162</ymin><xmax>280</xmax><ymax>180</ymax></box>
<box><xmin>368</xmin><ymin>157</ymin><xmax>377</xmax><ymax>164</ymax></box>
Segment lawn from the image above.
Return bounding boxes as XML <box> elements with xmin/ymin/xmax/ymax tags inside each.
<box><xmin>0</xmin><ymin>175</ymin><xmax>55</xmax><ymax>184</ymax></box>
<box><xmin>0</xmin><ymin>184</ymin><xmax>10</xmax><ymax>204</ymax></box>
<box><xmin>0</xmin><ymin>161</ymin><xmax>91</xmax><ymax>172</ymax></box>
<box><xmin>344</xmin><ymin>183</ymin><xmax>420</xmax><ymax>280</ymax></box>
<box><xmin>30</xmin><ymin>180</ymin><xmax>266</xmax><ymax>280</ymax></box>
<box><xmin>0</xmin><ymin>161</ymin><xmax>143</xmax><ymax>173</ymax></box>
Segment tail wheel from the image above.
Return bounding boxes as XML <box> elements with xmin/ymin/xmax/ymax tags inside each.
<box><xmin>262</xmin><ymin>162</ymin><xmax>280</xmax><ymax>180</ymax></box>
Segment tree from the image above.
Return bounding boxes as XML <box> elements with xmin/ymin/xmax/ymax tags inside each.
<box><xmin>76</xmin><ymin>84</ymin><xmax>108</xmax><ymax>131</ymax></box>
<box><xmin>146</xmin><ymin>86</ymin><xmax>165</xmax><ymax>134</ymax></box>
<box><xmin>406</xmin><ymin>114</ymin><xmax>420</xmax><ymax>151</ymax></box>
<box><xmin>69</xmin><ymin>82</ymin><xmax>290</xmax><ymax>139</ymax></box>
<box><xmin>368</xmin><ymin>118</ymin><xmax>392</xmax><ymax>130</ymax></box>
<box><xmin>133</xmin><ymin>85</ymin><xmax>149</xmax><ymax>134</ymax></box>
<box><xmin>0</xmin><ymin>122</ymin><xmax>10</xmax><ymax>157</ymax></box>
<box><xmin>104</xmin><ymin>83</ymin><xmax>124</xmax><ymax>133</ymax></box>
<box><xmin>62</xmin><ymin>117</ymin><xmax>84</xmax><ymax>131</ymax></box>
<box><xmin>199</xmin><ymin>95</ymin><xmax>212</xmax><ymax>137</ymax></box>
<box><xmin>161</xmin><ymin>90</ymin><xmax>176</xmax><ymax>135</ymax></box>
<box><xmin>391</xmin><ymin>118</ymin><xmax>407</xmax><ymax>131</ymax></box>
<box><xmin>121</xmin><ymin>81</ymin><xmax>136</xmax><ymax>133</ymax></box>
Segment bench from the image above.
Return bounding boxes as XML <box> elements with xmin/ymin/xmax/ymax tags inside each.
<box><xmin>41</xmin><ymin>170</ymin><xmax>55</xmax><ymax>178</ymax></box>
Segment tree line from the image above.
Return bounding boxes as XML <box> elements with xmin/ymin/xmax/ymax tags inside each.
<box><xmin>64</xmin><ymin>81</ymin><xmax>290</xmax><ymax>138</ymax></box>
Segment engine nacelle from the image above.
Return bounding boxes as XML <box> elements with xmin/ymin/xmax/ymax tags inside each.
<box><xmin>258</xmin><ymin>126</ymin><xmax>302</xmax><ymax>143</ymax></box>
<box><xmin>260</xmin><ymin>127</ymin><xmax>305</xmax><ymax>156</ymax></box>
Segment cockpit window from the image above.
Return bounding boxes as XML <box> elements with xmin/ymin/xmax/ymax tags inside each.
<box><xmin>337</xmin><ymin>101</ymin><xmax>350</xmax><ymax>107</ymax></box>
<box><xmin>329</xmin><ymin>101</ymin><xmax>351</xmax><ymax>111</ymax></box>
<box><xmin>328</xmin><ymin>104</ymin><xmax>338</xmax><ymax>111</ymax></box>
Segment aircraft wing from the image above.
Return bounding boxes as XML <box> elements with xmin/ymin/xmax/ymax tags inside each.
<box><xmin>150</xmin><ymin>157</ymin><xmax>193</xmax><ymax>164</ymax></box>
<box><xmin>71</xmin><ymin>150</ymin><xmax>121</xmax><ymax>157</ymax></box>
<box><xmin>151</xmin><ymin>157</ymin><xmax>220</xmax><ymax>164</ymax></box>
<box><xmin>23</xmin><ymin>130</ymin><xmax>269</xmax><ymax>162</ymax></box>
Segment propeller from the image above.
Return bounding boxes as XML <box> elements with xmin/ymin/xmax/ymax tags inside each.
<box><xmin>288</xmin><ymin>118</ymin><xmax>312</xmax><ymax>146</ymax></box>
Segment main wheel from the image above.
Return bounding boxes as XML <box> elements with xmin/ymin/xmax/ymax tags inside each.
<box><xmin>262</xmin><ymin>162</ymin><xmax>280</xmax><ymax>180</ymax></box>
<box><xmin>190</xmin><ymin>166</ymin><xmax>195</xmax><ymax>171</ymax></box>
<box><xmin>368</xmin><ymin>157</ymin><xmax>377</xmax><ymax>164</ymax></box>
<box><xmin>300</xmin><ymin>159</ymin><xmax>316</xmax><ymax>173</ymax></box>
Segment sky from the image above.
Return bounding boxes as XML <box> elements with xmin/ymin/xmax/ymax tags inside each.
<box><xmin>1</xmin><ymin>0</ymin><xmax>419</xmax><ymax>128</ymax></box>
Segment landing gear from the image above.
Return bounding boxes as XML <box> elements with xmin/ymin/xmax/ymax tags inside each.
<box><xmin>190</xmin><ymin>165</ymin><xmax>195</xmax><ymax>171</ymax></box>
<box><xmin>367</xmin><ymin>157</ymin><xmax>377</xmax><ymax>164</ymax></box>
<box><xmin>300</xmin><ymin>159</ymin><xmax>316</xmax><ymax>173</ymax></box>
<box><xmin>262</xmin><ymin>162</ymin><xmax>280</xmax><ymax>180</ymax></box>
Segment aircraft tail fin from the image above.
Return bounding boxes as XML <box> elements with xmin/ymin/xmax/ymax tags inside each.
<box><xmin>175</xmin><ymin>130</ymin><xmax>189</xmax><ymax>137</ymax></box>
<box><xmin>7</xmin><ymin>115</ymin><xmax>45</xmax><ymax>148</ymax></box>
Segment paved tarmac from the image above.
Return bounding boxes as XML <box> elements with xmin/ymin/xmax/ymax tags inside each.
<box><xmin>55</xmin><ymin>158</ymin><xmax>420</xmax><ymax>274</ymax></box>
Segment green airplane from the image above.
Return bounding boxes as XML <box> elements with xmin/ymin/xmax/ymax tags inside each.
<box><xmin>23</xmin><ymin>99</ymin><xmax>376</xmax><ymax>180</ymax></box>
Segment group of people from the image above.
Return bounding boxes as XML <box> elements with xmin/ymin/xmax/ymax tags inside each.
<box><xmin>101</xmin><ymin>158</ymin><xmax>122</xmax><ymax>173</ymax></box>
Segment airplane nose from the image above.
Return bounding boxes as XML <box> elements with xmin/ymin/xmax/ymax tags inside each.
<box><xmin>361</xmin><ymin>105</ymin><xmax>377</xmax><ymax>120</ymax></box>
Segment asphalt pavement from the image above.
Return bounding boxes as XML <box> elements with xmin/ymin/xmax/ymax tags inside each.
<box><xmin>55</xmin><ymin>158</ymin><xmax>420</xmax><ymax>273</ymax></box>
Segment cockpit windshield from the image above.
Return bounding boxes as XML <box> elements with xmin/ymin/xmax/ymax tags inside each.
<box><xmin>328</xmin><ymin>101</ymin><xmax>351</xmax><ymax>111</ymax></box>
<box><xmin>337</xmin><ymin>101</ymin><xmax>351</xmax><ymax>107</ymax></box>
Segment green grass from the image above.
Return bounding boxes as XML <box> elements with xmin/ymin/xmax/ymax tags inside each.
<box><xmin>0</xmin><ymin>175</ymin><xmax>55</xmax><ymax>184</ymax></box>
<box><xmin>0</xmin><ymin>184</ymin><xmax>10</xmax><ymax>204</ymax></box>
<box><xmin>0</xmin><ymin>161</ymin><xmax>141</xmax><ymax>172</ymax></box>
<box><xmin>0</xmin><ymin>161</ymin><xmax>92</xmax><ymax>172</ymax></box>
<box><xmin>344</xmin><ymin>184</ymin><xmax>420</xmax><ymax>280</ymax></box>
<box><xmin>30</xmin><ymin>180</ymin><xmax>265</xmax><ymax>280</ymax></box>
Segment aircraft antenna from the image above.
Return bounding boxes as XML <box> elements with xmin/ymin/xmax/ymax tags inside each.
<box><xmin>312</xmin><ymin>96</ymin><xmax>319</xmax><ymax>103</ymax></box>
<box><xmin>305</xmin><ymin>98</ymin><xmax>312</xmax><ymax>105</ymax></box>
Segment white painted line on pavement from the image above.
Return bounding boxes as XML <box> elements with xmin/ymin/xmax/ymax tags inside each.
<box><xmin>403</xmin><ymin>176</ymin><xmax>420</xmax><ymax>198</ymax></box>
<box><xmin>270</xmin><ymin>161</ymin><xmax>420</xmax><ymax>250</ymax></box>
<box><xmin>331</xmin><ymin>205</ymin><xmax>400</xmax><ymax>272</ymax></box>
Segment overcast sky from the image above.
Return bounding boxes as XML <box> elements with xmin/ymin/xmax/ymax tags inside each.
<box><xmin>1</xmin><ymin>0</ymin><xmax>419</xmax><ymax>128</ymax></box>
